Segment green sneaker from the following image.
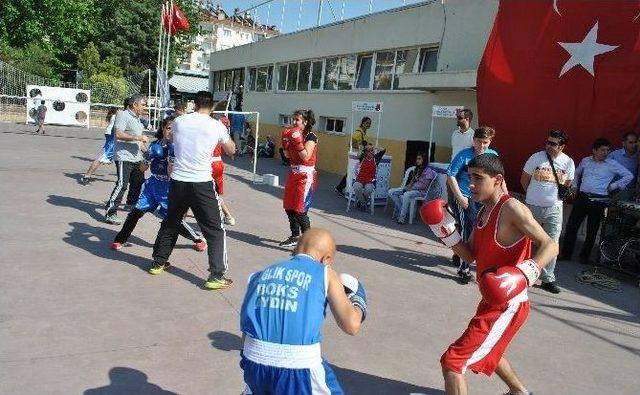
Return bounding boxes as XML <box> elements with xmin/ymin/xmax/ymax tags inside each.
<box><xmin>148</xmin><ymin>261</ymin><xmax>170</xmax><ymax>275</ymax></box>
<box><xmin>204</xmin><ymin>275</ymin><xmax>233</xmax><ymax>290</ymax></box>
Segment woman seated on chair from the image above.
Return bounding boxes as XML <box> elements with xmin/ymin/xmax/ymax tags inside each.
<box><xmin>388</xmin><ymin>152</ymin><xmax>437</xmax><ymax>224</ymax></box>
<box><xmin>352</xmin><ymin>142</ymin><xmax>386</xmax><ymax>211</ymax></box>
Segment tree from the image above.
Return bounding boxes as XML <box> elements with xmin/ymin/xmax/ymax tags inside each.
<box><xmin>87</xmin><ymin>72</ymin><xmax>128</xmax><ymax>105</ymax></box>
<box><xmin>0</xmin><ymin>0</ymin><xmax>200</xmax><ymax>78</ymax></box>
<box><xmin>0</xmin><ymin>41</ymin><xmax>61</xmax><ymax>80</ymax></box>
<box><xmin>77</xmin><ymin>43</ymin><xmax>100</xmax><ymax>79</ymax></box>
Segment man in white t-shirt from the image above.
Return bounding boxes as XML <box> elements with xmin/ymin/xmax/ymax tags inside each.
<box><xmin>521</xmin><ymin>129</ymin><xmax>575</xmax><ymax>294</ymax></box>
<box><xmin>150</xmin><ymin>91</ymin><xmax>236</xmax><ymax>290</ymax></box>
<box><xmin>450</xmin><ymin>108</ymin><xmax>475</xmax><ymax>161</ymax></box>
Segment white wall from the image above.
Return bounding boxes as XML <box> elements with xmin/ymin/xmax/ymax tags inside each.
<box><xmin>209</xmin><ymin>0</ymin><xmax>495</xmax><ymax>149</ymax></box>
<box><xmin>210</xmin><ymin>0</ymin><xmax>498</xmax><ymax>71</ymax></box>
<box><xmin>243</xmin><ymin>89</ymin><xmax>477</xmax><ymax>146</ymax></box>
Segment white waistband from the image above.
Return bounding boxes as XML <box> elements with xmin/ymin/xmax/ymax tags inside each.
<box><xmin>243</xmin><ymin>337</ymin><xmax>322</xmax><ymax>369</ymax></box>
<box><xmin>212</xmin><ymin>156</ymin><xmax>222</xmax><ymax>162</ymax></box>
<box><xmin>290</xmin><ymin>165</ymin><xmax>315</xmax><ymax>173</ymax></box>
<box><xmin>151</xmin><ymin>174</ymin><xmax>170</xmax><ymax>181</ymax></box>
<box><xmin>508</xmin><ymin>289</ymin><xmax>528</xmax><ymax>305</ymax></box>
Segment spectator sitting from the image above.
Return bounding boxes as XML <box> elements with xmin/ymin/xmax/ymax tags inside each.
<box><xmin>388</xmin><ymin>152</ymin><xmax>436</xmax><ymax>224</ymax></box>
<box><xmin>244</xmin><ymin>133</ymin><xmax>256</xmax><ymax>156</ymax></box>
<box><xmin>352</xmin><ymin>142</ymin><xmax>386</xmax><ymax>211</ymax></box>
<box><xmin>257</xmin><ymin>136</ymin><xmax>275</xmax><ymax>158</ymax></box>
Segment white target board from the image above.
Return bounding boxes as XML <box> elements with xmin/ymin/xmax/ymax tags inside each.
<box><xmin>26</xmin><ymin>85</ymin><xmax>91</xmax><ymax>127</ymax></box>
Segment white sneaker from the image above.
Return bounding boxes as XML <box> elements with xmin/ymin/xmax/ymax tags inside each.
<box><xmin>224</xmin><ymin>216</ymin><xmax>236</xmax><ymax>226</ymax></box>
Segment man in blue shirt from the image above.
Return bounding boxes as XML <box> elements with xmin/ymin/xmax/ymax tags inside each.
<box><xmin>608</xmin><ymin>132</ymin><xmax>638</xmax><ymax>186</ymax></box>
<box><xmin>561</xmin><ymin>138</ymin><xmax>633</xmax><ymax>264</ymax></box>
<box><xmin>447</xmin><ymin>127</ymin><xmax>500</xmax><ymax>283</ymax></box>
<box><xmin>239</xmin><ymin>228</ymin><xmax>367</xmax><ymax>395</ymax></box>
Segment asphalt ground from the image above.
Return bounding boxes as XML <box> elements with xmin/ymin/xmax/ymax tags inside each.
<box><xmin>0</xmin><ymin>123</ymin><xmax>638</xmax><ymax>394</ymax></box>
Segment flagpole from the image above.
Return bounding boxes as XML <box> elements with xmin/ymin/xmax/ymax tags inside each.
<box><xmin>163</xmin><ymin>0</ymin><xmax>173</xmax><ymax>109</ymax></box>
<box><xmin>154</xmin><ymin>2</ymin><xmax>166</xmax><ymax>130</ymax></box>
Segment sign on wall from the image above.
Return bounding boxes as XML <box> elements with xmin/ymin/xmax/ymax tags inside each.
<box><xmin>352</xmin><ymin>101</ymin><xmax>384</xmax><ymax>113</ymax></box>
<box><xmin>431</xmin><ymin>105</ymin><xmax>463</xmax><ymax>118</ymax></box>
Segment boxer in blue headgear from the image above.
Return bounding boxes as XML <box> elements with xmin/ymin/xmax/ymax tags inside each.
<box><xmin>239</xmin><ymin>228</ymin><xmax>368</xmax><ymax>395</ymax></box>
<box><xmin>111</xmin><ymin>117</ymin><xmax>206</xmax><ymax>252</ymax></box>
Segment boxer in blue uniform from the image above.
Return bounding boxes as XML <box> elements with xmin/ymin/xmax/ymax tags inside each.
<box><xmin>240</xmin><ymin>228</ymin><xmax>368</xmax><ymax>395</ymax></box>
<box><xmin>111</xmin><ymin>117</ymin><xmax>206</xmax><ymax>252</ymax></box>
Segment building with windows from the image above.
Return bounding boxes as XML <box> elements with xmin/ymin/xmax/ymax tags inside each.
<box><xmin>179</xmin><ymin>5</ymin><xmax>279</xmax><ymax>72</ymax></box>
<box><xmin>210</xmin><ymin>0</ymin><xmax>499</xmax><ymax>184</ymax></box>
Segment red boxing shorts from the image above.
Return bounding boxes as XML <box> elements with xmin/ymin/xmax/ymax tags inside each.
<box><xmin>211</xmin><ymin>161</ymin><xmax>224</xmax><ymax>195</ymax></box>
<box><xmin>283</xmin><ymin>166</ymin><xmax>316</xmax><ymax>213</ymax></box>
<box><xmin>441</xmin><ymin>292</ymin><xmax>529</xmax><ymax>376</ymax></box>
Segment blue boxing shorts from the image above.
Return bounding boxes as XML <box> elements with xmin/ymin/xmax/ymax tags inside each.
<box><xmin>241</xmin><ymin>337</ymin><xmax>343</xmax><ymax>395</ymax></box>
<box><xmin>135</xmin><ymin>175</ymin><xmax>170</xmax><ymax>217</ymax></box>
<box><xmin>97</xmin><ymin>134</ymin><xmax>115</xmax><ymax>164</ymax></box>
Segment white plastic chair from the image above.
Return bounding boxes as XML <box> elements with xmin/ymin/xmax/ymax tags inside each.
<box><xmin>346</xmin><ymin>168</ymin><xmax>376</xmax><ymax>215</ymax></box>
<box><xmin>408</xmin><ymin>176</ymin><xmax>443</xmax><ymax>224</ymax></box>
<box><xmin>388</xmin><ymin>166</ymin><xmax>416</xmax><ymax>217</ymax></box>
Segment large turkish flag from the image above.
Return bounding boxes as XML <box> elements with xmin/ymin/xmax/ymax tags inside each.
<box><xmin>477</xmin><ymin>0</ymin><xmax>640</xmax><ymax>190</ymax></box>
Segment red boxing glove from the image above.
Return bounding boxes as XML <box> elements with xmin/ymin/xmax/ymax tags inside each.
<box><xmin>290</xmin><ymin>129</ymin><xmax>305</xmax><ymax>152</ymax></box>
<box><xmin>479</xmin><ymin>259</ymin><xmax>540</xmax><ymax>306</ymax></box>
<box><xmin>281</xmin><ymin>128</ymin><xmax>293</xmax><ymax>151</ymax></box>
<box><xmin>420</xmin><ymin>199</ymin><xmax>461</xmax><ymax>247</ymax></box>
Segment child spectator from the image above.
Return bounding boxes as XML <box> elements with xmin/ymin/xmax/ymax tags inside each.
<box><xmin>352</xmin><ymin>142</ymin><xmax>386</xmax><ymax>210</ymax></box>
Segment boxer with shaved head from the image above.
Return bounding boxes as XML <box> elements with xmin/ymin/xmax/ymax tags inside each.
<box><xmin>421</xmin><ymin>153</ymin><xmax>558</xmax><ymax>395</ymax></box>
<box><xmin>239</xmin><ymin>228</ymin><xmax>367</xmax><ymax>394</ymax></box>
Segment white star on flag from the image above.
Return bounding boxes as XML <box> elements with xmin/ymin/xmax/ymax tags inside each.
<box><xmin>558</xmin><ymin>22</ymin><xmax>619</xmax><ymax>77</ymax></box>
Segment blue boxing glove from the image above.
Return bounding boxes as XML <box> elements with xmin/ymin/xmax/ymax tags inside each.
<box><xmin>166</xmin><ymin>142</ymin><xmax>175</xmax><ymax>157</ymax></box>
<box><xmin>144</xmin><ymin>141</ymin><xmax>165</xmax><ymax>161</ymax></box>
<box><xmin>340</xmin><ymin>273</ymin><xmax>368</xmax><ymax>322</ymax></box>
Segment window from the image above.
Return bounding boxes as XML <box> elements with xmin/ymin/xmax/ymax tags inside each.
<box><xmin>248</xmin><ymin>65</ymin><xmax>272</xmax><ymax>92</ymax></box>
<box><xmin>297</xmin><ymin>61</ymin><xmax>311</xmax><ymax>91</ymax></box>
<box><xmin>278</xmin><ymin>64</ymin><xmax>287</xmax><ymax>90</ymax></box>
<box><xmin>248</xmin><ymin>68</ymin><xmax>257</xmax><ymax>91</ymax></box>
<box><xmin>266</xmin><ymin>65</ymin><xmax>273</xmax><ymax>90</ymax></box>
<box><xmin>322</xmin><ymin>117</ymin><xmax>346</xmax><ymax>134</ymax></box>
<box><xmin>355</xmin><ymin>54</ymin><xmax>373</xmax><ymax>89</ymax></box>
<box><xmin>393</xmin><ymin>48</ymin><xmax>419</xmax><ymax>88</ymax></box>
<box><xmin>310</xmin><ymin>61</ymin><xmax>323</xmax><ymax>89</ymax></box>
<box><xmin>374</xmin><ymin>51</ymin><xmax>395</xmax><ymax>90</ymax></box>
<box><xmin>419</xmin><ymin>47</ymin><xmax>438</xmax><ymax>72</ymax></box>
<box><xmin>279</xmin><ymin>114</ymin><xmax>292</xmax><ymax>126</ymax></box>
<box><xmin>286</xmin><ymin>62</ymin><xmax>298</xmax><ymax>91</ymax></box>
<box><xmin>338</xmin><ymin>55</ymin><xmax>356</xmax><ymax>90</ymax></box>
<box><xmin>323</xmin><ymin>57</ymin><xmax>339</xmax><ymax>90</ymax></box>
<box><xmin>256</xmin><ymin>67</ymin><xmax>268</xmax><ymax>91</ymax></box>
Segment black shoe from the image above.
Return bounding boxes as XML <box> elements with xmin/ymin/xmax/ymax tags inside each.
<box><xmin>457</xmin><ymin>270</ymin><xmax>473</xmax><ymax>284</ymax></box>
<box><xmin>278</xmin><ymin>235</ymin><xmax>299</xmax><ymax>248</ymax></box>
<box><xmin>540</xmin><ymin>281</ymin><xmax>561</xmax><ymax>294</ymax></box>
<box><xmin>452</xmin><ymin>254</ymin><xmax>461</xmax><ymax>267</ymax></box>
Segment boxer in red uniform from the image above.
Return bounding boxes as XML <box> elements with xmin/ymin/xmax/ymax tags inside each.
<box><xmin>421</xmin><ymin>153</ymin><xmax>558</xmax><ymax>395</ymax></box>
<box><xmin>279</xmin><ymin>109</ymin><xmax>318</xmax><ymax>247</ymax></box>
<box><xmin>211</xmin><ymin>106</ymin><xmax>235</xmax><ymax>225</ymax></box>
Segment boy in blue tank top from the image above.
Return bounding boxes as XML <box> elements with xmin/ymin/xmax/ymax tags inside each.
<box><xmin>239</xmin><ymin>228</ymin><xmax>368</xmax><ymax>395</ymax></box>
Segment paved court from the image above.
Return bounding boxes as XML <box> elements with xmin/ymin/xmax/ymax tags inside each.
<box><xmin>0</xmin><ymin>123</ymin><xmax>638</xmax><ymax>394</ymax></box>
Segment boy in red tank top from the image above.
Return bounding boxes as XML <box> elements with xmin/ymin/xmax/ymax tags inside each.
<box><xmin>420</xmin><ymin>153</ymin><xmax>558</xmax><ymax>395</ymax></box>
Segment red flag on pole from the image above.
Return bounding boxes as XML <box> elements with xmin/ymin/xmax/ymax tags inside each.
<box><xmin>163</xmin><ymin>2</ymin><xmax>190</xmax><ymax>35</ymax></box>
<box><xmin>477</xmin><ymin>0</ymin><xmax>640</xmax><ymax>189</ymax></box>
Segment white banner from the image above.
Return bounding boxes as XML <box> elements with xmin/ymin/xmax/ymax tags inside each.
<box><xmin>432</xmin><ymin>105</ymin><xmax>463</xmax><ymax>118</ymax></box>
<box><xmin>352</xmin><ymin>101</ymin><xmax>383</xmax><ymax>113</ymax></box>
